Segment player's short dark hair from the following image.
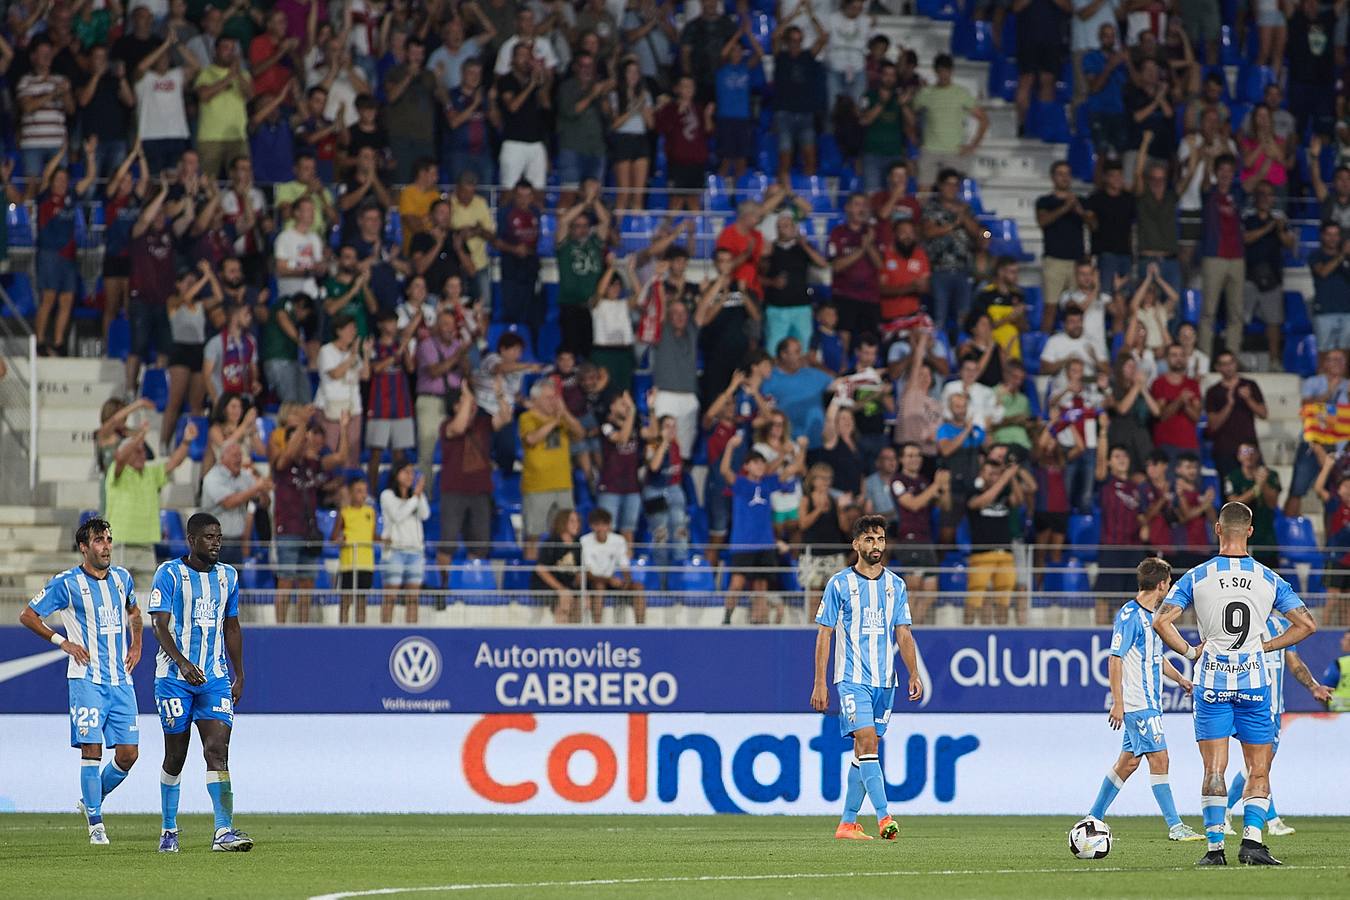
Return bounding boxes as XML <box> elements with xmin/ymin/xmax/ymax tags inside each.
<box><xmin>1219</xmin><ymin>501</ymin><xmax>1253</xmax><ymax>532</ymax></box>
<box><xmin>1137</xmin><ymin>557</ymin><xmax>1172</xmax><ymax>592</ymax></box>
<box><xmin>76</xmin><ymin>517</ymin><xmax>111</xmax><ymax>549</ymax></box>
<box><xmin>852</xmin><ymin>514</ymin><xmax>889</xmax><ymax>540</ymax></box>
<box><xmin>186</xmin><ymin>513</ymin><xmax>220</xmax><ymax>536</ymax></box>
<box><xmin>589</xmin><ymin>507</ymin><xmax>612</xmax><ymax>525</ymax></box>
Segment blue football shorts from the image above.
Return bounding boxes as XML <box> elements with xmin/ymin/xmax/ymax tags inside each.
<box><xmin>154</xmin><ymin>676</ymin><xmax>234</xmax><ymax>734</ymax></box>
<box><xmin>1121</xmin><ymin>709</ymin><xmax>1167</xmax><ymax>756</ymax></box>
<box><xmin>1193</xmin><ymin>684</ymin><xmax>1275</xmax><ymax>744</ymax></box>
<box><xmin>837</xmin><ymin>683</ymin><xmax>895</xmax><ymax>737</ymax></box>
<box><xmin>68</xmin><ymin>678</ymin><xmax>139</xmax><ymax>748</ymax></box>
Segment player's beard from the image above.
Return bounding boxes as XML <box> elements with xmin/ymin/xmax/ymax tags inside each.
<box><xmin>863</xmin><ymin>549</ymin><xmax>884</xmax><ymax>565</ymax></box>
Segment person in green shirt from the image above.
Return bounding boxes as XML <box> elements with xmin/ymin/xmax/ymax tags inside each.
<box><xmin>907</xmin><ymin>53</ymin><xmax>989</xmax><ymax>191</ymax></box>
<box><xmin>555</xmin><ymin>52</ymin><xmax>611</xmax><ymax>208</ymax></box>
<box><xmin>193</xmin><ymin>36</ymin><xmax>252</xmax><ymax>178</ymax></box>
<box><xmin>555</xmin><ymin>183</ymin><xmax>612</xmax><ymax>359</ymax></box>
<box><xmin>274</xmin><ymin>153</ymin><xmax>338</xmax><ymax>234</ymax></box>
<box><xmin>1223</xmin><ymin>441</ymin><xmax>1282</xmax><ymax>569</ymax></box>
<box><xmin>991</xmin><ymin>359</ymin><xmax>1033</xmax><ymax>452</ymax></box>
<box><xmin>858</xmin><ymin>61</ymin><xmax>907</xmax><ymax>193</ymax></box>
<box><xmin>105</xmin><ymin>420</ymin><xmax>196</xmax><ymax>582</ymax></box>
<box><xmin>261</xmin><ymin>292</ymin><xmax>315</xmax><ymax>404</ymax></box>
<box><xmin>322</xmin><ymin>245</ymin><xmax>377</xmax><ymax>342</ymax></box>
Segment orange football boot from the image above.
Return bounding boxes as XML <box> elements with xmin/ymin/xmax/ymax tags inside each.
<box><xmin>878</xmin><ymin>816</ymin><xmax>899</xmax><ymax>840</ymax></box>
<box><xmin>834</xmin><ymin>822</ymin><xmax>873</xmax><ymax>840</ymax></box>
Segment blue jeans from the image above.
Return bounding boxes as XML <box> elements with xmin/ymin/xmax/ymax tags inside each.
<box><xmin>556</xmin><ymin>148</ymin><xmax>606</xmax><ymax>189</ymax></box>
<box><xmin>1136</xmin><ymin>257</ymin><xmax>1182</xmax><ymax>300</ymax></box>
<box><xmin>1066</xmin><ymin>451</ymin><xmax>1095</xmax><ymax>515</ymax></box>
<box><xmin>1315</xmin><ymin>313</ymin><xmax>1350</xmax><ymax>352</ymax></box>
<box><xmin>1289</xmin><ymin>441</ymin><xmax>1323</xmax><ymax>500</ymax></box>
<box><xmin>774</xmin><ymin>111</ymin><xmax>816</xmax><ymax>154</ymax></box>
<box><xmin>20</xmin><ymin>146</ymin><xmax>61</xmax><ymax>186</ymax></box>
<box><xmin>764</xmin><ymin>306</ymin><xmax>814</xmax><ymax>358</ymax></box>
<box><xmin>1097</xmin><ymin>252</ymin><xmax>1133</xmax><ymax>293</ymax></box>
<box><xmin>644</xmin><ymin>484</ymin><xmax>688</xmax><ymax>577</ymax></box>
<box><xmin>444</xmin><ymin>150</ymin><xmax>494</xmax><ymax>187</ymax></box>
<box><xmin>861</xmin><ymin>153</ymin><xmax>899</xmax><ymax>193</ymax></box>
<box><xmin>930</xmin><ymin>269</ymin><xmax>972</xmax><ymax>338</ymax></box>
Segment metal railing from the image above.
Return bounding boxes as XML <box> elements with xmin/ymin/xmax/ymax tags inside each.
<box><xmin>0</xmin><ymin>277</ymin><xmax>37</xmax><ymax>502</ymax></box>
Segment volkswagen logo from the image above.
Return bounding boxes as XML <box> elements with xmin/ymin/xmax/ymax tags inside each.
<box><xmin>389</xmin><ymin>637</ymin><xmax>442</xmax><ymax>693</ymax></box>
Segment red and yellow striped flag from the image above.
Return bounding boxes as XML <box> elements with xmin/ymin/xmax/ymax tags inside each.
<box><xmin>1301</xmin><ymin>402</ymin><xmax>1350</xmax><ymax>444</ymax></box>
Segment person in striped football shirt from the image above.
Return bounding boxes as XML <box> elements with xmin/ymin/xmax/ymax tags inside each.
<box><xmin>19</xmin><ymin>517</ymin><xmax>142</xmax><ymax>846</ymax></box>
<box><xmin>1223</xmin><ymin>612</ymin><xmax>1334</xmax><ymax>837</ymax></box>
<box><xmin>1153</xmin><ymin>501</ymin><xmax>1319</xmax><ymax>866</ymax></box>
<box><xmin>1083</xmin><ymin>557</ymin><xmax>1203</xmax><ymax>841</ymax></box>
<box><xmin>811</xmin><ymin>514</ymin><xmax>922</xmax><ymax>842</ymax></box>
<box><xmin>148</xmin><ymin>512</ymin><xmax>251</xmax><ymax>854</ymax></box>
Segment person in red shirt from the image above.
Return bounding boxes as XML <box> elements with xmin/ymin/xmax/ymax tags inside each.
<box><xmin>715</xmin><ymin>202</ymin><xmax>765</xmax><ymax>298</ymax></box>
<box><xmin>1094</xmin><ymin>430</ymin><xmax>1142</xmax><ymax>624</ymax></box>
<box><xmin>1198</xmin><ymin>153</ymin><xmax>1246</xmax><ymax>356</ymax></box>
<box><xmin>828</xmin><ymin>192</ymin><xmax>883</xmax><ymax>350</ymax></box>
<box><xmin>1149</xmin><ymin>342</ymin><xmax>1203</xmax><ymax>460</ymax></box>
<box><xmin>249</xmin><ymin>10</ymin><xmax>298</xmax><ymax>100</ymax></box>
<box><xmin>879</xmin><ymin>219</ymin><xmax>931</xmax><ymax>328</ymax></box>
<box><xmin>1172</xmin><ymin>451</ymin><xmax>1216</xmax><ymax>571</ymax></box>
<box><xmin>654</xmin><ymin>75</ymin><xmax>714</xmax><ymax>213</ymax></box>
<box><xmin>870</xmin><ymin>159</ymin><xmax>923</xmax><ymax>247</ymax></box>
<box><xmin>1137</xmin><ymin>450</ymin><xmax>1174</xmax><ymax>548</ymax></box>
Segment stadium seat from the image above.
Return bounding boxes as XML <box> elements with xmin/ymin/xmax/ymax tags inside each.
<box><xmin>537</xmin><ymin>213</ymin><xmax>556</xmax><ymax>256</ymax></box>
<box><xmin>79</xmin><ymin>509</ymin><xmax>100</xmax><ymax>528</ymax></box>
<box><xmin>937</xmin><ymin>554</ymin><xmax>966</xmax><ymax>599</ymax></box>
<box><xmin>619</xmin><ymin>214</ymin><xmax>654</xmax><ymax>253</ymax></box>
<box><xmin>677</xmin><ymin>554</ymin><xmax>717</xmax><ymax>605</ymax></box>
<box><xmin>493</xmin><ymin>471</ymin><xmax>522</xmax><ymax>512</ymax></box>
<box><xmin>1284</xmin><ymin>333</ymin><xmax>1318</xmax><ymax>377</ymax></box>
<box><xmin>631</xmin><ymin>555</ymin><xmax>671</xmax><ymax>607</ymax></box>
<box><xmin>968</xmin><ymin>20</ymin><xmax>997</xmax><ymax>61</ymax></box>
<box><xmin>960</xmin><ymin>178</ymin><xmax>984</xmax><ymax>214</ymax></box>
<box><xmin>1180</xmin><ymin>289</ymin><xmax>1201</xmax><ymax>325</ymax></box>
<box><xmin>7</xmin><ymin>202</ymin><xmax>32</xmax><ymax>247</ymax></box>
<box><xmin>703</xmin><ymin>175</ymin><xmax>733</xmax><ymax>212</ymax></box>
<box><xmin>316</xmin><ymin>509</ymin><xmax>339</xmax><ymax>558</ymax></box>
<box><xmin>175</xmin><ymin>415</ymin><xmax>210</xmax><ymax>462</ymax></box>
<box><xmin>1240</xmin><ymin>64</ymin><xmax>1276</xmax><ymax>103</ymax></box>
<box><xmin>1</xmin><ymin>273</ymin><xmax>36</xmax><ymax>318</ymax></box>
<box><xmin>1068</xmin><ymin>135</ymin><xmax>1097</xmax><ymax>183</ymax></box>
<box><xmin>1277</xmin><ymin>516</ymin><xmax>1320</xmax><ymax>564</ymax></box>
<box><xmin>1030</xmin><ymin>99</ymin><xmax>1071</xmax><ymax>144</ymax></box>
<box><xmin>160</xmin><ymin>510</ymin><xmax>187</xmax><ymax>558</ymax></box>
<box><xmin>106</xmin><ymin>315</ymin><xmax>130</xmax><ymax>360</ymax></box>
<box><xmin>735</xmin><ymin>171</ymin><xmax>771</xmax><ymax>202</ymax></box>
<box><xmin>485</xmin><ymin>323</ymin><xmax>535</xmax><ymax>362</ymax></box>
<box><xmin>140</xmin><ymin>368</ymin><xmax>169</xmax><ymax>412</ymax></box>
<box><xmin>1068</xmin><ymin>514</ymin><xmax>1099</xmax><ymax>561</ymax></box>
<box><xmin>1283</xmin><ymin>291</ymin><xmax>1311</xmax><ymax>336</ymax></box>
<box><xmin>1020</xmin><ymin>332</ymin><xmax>1047</xmax><ymax>374</ymax></box>
<box><xmin>449</xmin><ymin>557</ymin><xmax>500</xmax><ymax>605</ymax></box>
<box><xmin>985</xmin><ymin>218</ymin><xmax>1033</xmax><ymax>262</ymax></box>
<box><xmin>987</xmin><ymin>56</ymin><xmax>1017</xmax><ymax>103</ymax></box>
<box><xmin>916</xmin><ymin>0</ymin><xmax>959</xmax><ymax>20</ymax></box>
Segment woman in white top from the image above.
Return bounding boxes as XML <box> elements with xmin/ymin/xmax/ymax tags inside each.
<box><xmin>317</xmin><ymin>313</ymin><xmax>369</xmax><ymax>467</ymax></box>
<box><xmin>305</xmin><ymin>25</ymin><xmax>370</xmax><ymax>128</ymax></box>
<box><xmin>380</xmin><ymin>461</ymin><xmax>430</xmax><ymax>624</ymax></box>
<box><xmin>1126</xmin><ymin>263</ymin><xmax>1179</xmax><ymax>358</ymax></box>
<box><xmin>591</xmin><ymin>262</ymin><xmax>640</xmax><ymax>391</ymax></box>
<box><xmin>606</xmin><ymin>56</ymin><xmax>655</xmax><ymax>212</ymax></box>
<box><xmin>134</xmin><ymin>35</ymin><xmax>198</xmax><ymax>174</ymax></box>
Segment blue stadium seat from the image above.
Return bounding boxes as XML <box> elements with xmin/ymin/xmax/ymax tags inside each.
<box><xmin>631</xmin><ymin>555</ymin><xmax>671</xmax><ymax>607</ymax></box>
<box><xmin>485</xmin><ymin>323</ymin><xmax>535</xmax><ymax>362</ymax></box>
<box><xmin>817</xmin><ymin>134</ymin><xmax>843</xmax><ymax>177</ymax></box>
<box><xmin>106</xmin><ymin>315</ymin><xmax>130</xmax><ymax>360</ymax></box>
<box><xmin>140</xmin><ymin>368</ymin><xmax>169</xmax><ymax>411</ymax></box>
<box><xmin>384</xmin><ymin>209</ymin><xmax>402</xmax><ymax>248</ymax></box>
<box><xmin>1220</xmin><ymin>24</ymin><xmax>1241</xmax><ymax>65</ymax></box>
<box><xmin>950</xmin><ymin>15</ymin><xmax>974</xmax><ymax>58</ymax></box>
<box><xmin>987</xmin><ymin>56</ymin><xmax>1017</xmax><ymax>103</ymax></box>
<box><xmin>968</xmin><ymin>20</ymin><xmax>997</xmax><ymax>61</ymax></box>
<box><xmin>749</xmin><ymin>13</ymin><xmax>773</xmax><ymax>53</ymax></box>
<box><xmin>175</xmin><ymin>414</ymin><xmax>210</xmax><ymax>462</ymax></box>
<box><xmin>1030</xmin><ymin>99</ymin><xmax>1071</xmax><ymax>144</ymax></box>
<box><xmin>677</xmin><ymin>554</ymin><xmax>717</xmax><ymax>604</ymax></box>
<box><xmin>501</xmin><ymin>559</ymin><xmax>532</xmax><ymax>595</ymax></box>
<box><xmin>1180</xmin><ymin>289</ymin><xmax>1201</xmax><ymax>325</ymax></box>
<box><xmin>960</xmin><ymin>178</ymin><xmax>984</xmax><ymax>214</ymax></box>
<box><xmin>79</xmin><ymin>509</ymin><xmax>100</xmax><ymax>528</ymax></box>
<box><xmin>1068</xmin><ymin>514</ymin><xmax>1099</xmax><ymax>561</ymax></box>
<box><xmin>1020</xmin><ymin>332</ymin><xmax>1047</xmax><ymax>374</ymax></box>
<box><xmin>1277</xmin><ymin>516</ymin><xmax>1320</xmax><ymax>564</ymax></box>
<box><xmin>1068</xmin><ymin>135</ymin><xmax>1097</xmax><ymax>183</ymax></box>
<box><xmin>735</xmin><ymin>171</ymin><xmax>771</xmax><ymax>201</ymax></box>
<box><xmin>160</xmin><ymin>509</ymin><xmax>187</xmax><ymax>558</ymax></box>
<box><xmin>1284</xmin><ymin>332</ymin><xmax>1318</xmax><ymax>377</ymax></box>
<box><xmin>2</xmin><ymin>273</ymin><xmax>36</xmax><ymax>318</ymax></box>
<box><xmin>537</xmin><ymin>213</ymin><xmax>556</xmax><ymax>256</ymax></box>
<box><xmin>450</xmin><ymin>557</ymin><xmax>500</xmax><ymax>605</ymax></box>
<box><xmin>916</xmin><ymin>0</ymin><xmax>959</xmax><ymax>20</ymax></box>
<box><xmin>1284</xmin><ymin>291</ymin><xmax>1311</xmax><ymax>336</ymax></box>
<box><xmin>619</xmin><ymin>213</ymin><xmax>654</xmax><ymax>253</ymax></box>
<box><xmin>703</xmin><ymin>174</ymin><xmax>733</xmax><ymax>212</ymax></box>
<box><xmin>955</xmin><ymin>517</ymin><xmax>971</xmax><ymax>554</ymax></box>
<box><xmin>1240</xmin><ymin>64</ymin><xmax>1276</xmax><ymax>103</ymax></box>
<box><xmin>937</xmin><ymin>554</ymin><xmax>966</xmax><ymax>599</ymax></box>
<box><xmin>986</xmin><ymin>218</ymin><xmax>1033</xmax><ymax>262</ymax></box>
<box><xmin>493</xmin><ymin>471</ymin><xmax>522</xmax><ymax>512</ymax></box>
<box><xmin>7</xmin><ymin>203</ymin><xmax>32</xmax><ymax>247</ymax></box>
<box><xmin>316</xmin><ymin>509</ymin><xmax>339</xmax><ymax>559</ymax></box>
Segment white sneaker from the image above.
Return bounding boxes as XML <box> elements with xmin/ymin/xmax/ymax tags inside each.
<box><xmin>1169</xmin><ymin>822</ymin><xmax>1204</xmax><ymax>841</ymax></box>
<box><xmin>1267</xmin><ymin>817</ymin><xmax>1296</xmax><ymax>836</ymax></box>
<box><xmin>89</xmin><ymin>824</ymin><xmax>109</xmax><ymax>846</ymax></box>
<box><xmin>1223</xmin><ymin>816</ymin><xmax>1238</xmax><ymax>836</ymax></box>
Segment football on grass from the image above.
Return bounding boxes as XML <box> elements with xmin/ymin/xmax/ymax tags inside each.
<box><xmin>1069</xmin><ymin>816</ymin><xmax>1112</xmax><ymax>859</ymax></box>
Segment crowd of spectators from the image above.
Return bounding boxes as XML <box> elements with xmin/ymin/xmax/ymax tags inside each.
<box><xmin>5</xmin><ymin>1</ymin><xmax>1350</xmax><ymax>626</ymax></box>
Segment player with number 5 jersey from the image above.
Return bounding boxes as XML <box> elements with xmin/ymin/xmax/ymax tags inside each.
<box><xmin>18</xmin><ymin>517</ymin><xmax>142</xmax><ymax>846</ymax></box>
<box><xmin>148</xmin><ymin>512</ymin><xmax>251</xmax><ymax>854</ymax></box>
<box><xmin>1154</xmin><ymin>502</ymin><xmax>1319</xmax><ymax>867</ymax></box>
<box><xmin>811</xmin><ymin>514</ymin><xmax>923</xmax><ymax>843</ymax></box>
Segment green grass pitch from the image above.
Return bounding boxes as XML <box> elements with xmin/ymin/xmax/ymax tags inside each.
<box><xmin>2</xmin><ymin>815</ymin><xmax>1348</xmax><ymax>898</ymax></box>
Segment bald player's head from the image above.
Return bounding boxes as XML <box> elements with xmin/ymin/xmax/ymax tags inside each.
<box><xmin>1217</xmin><ymin>501</ymin><xmax>1254</xmax><ymax>537</ymax></box>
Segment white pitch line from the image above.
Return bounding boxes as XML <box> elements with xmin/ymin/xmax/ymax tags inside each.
<box><xmin>309</xmin><ymin>865</ymin><xmax>1350</xmax><ymax>899</ymax></box>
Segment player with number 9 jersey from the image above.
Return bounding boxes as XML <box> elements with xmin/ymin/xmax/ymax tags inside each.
<box><xmin>1162</xmin><ymin>555</ymin><xmax>1304</xmax><ymax>744</ymax></box>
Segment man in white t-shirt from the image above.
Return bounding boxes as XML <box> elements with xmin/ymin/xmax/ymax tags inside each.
<box><xmin>1057</xmin><ymin>259</ymin><xmax>1115</xmax><ymax>363</ymax></box>
<box><xmin>1040</xmin><ymin>307</ymin><xmax>1101</xmax><ymax>377</ymax></box>
<box><xmin>493</xmin><ymin>7</ymin><xmax>560</xmax><ymax>75</ymax></box>
<box><xmin>579</xmin><ymin>507</ymin><xmax>646</xmax><ymax>624</ymax></box>
<box><xmin>824</xmin><ymin>0</ymin><xmax>870</xmax><ymax>113</ymax></box>
<box><xmin>940</xmin><ymin>356</ymin><xmax>997</xmax><ymax>429</ymax></box>
<box><xmin>274</xmin><ymin>196</ymin><xmax>327</xmax><ymax>299</ymax></box>
<box><xmin>135</xmin><ymin>35</ymin><xmax>197</xmax><ymax>174</ymax></box>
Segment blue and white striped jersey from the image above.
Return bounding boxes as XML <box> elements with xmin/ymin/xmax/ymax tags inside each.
<box><xmin>28</xmin><ymin>566</ymin><xmax>137</xmax><ymax>685</ymax></box>
<box><xmin>1163</xmin><ymin>555</ymin><xmax>1304</xmax><ymax>691</ymax></box>
<box><xmin>1263</xmin><ymin>614</ymin><xmax>1291</xmax><ymax>717</ymax></box>
<box><xmin>148</xmin><ymin>559</ymin><xmax>240</xmax><ymax>682</ymax></box>
<box><xmin>1110</xmin><ymin>600</ymin><xmax>1164</xmax><ymax>712</ymax></box>
<box><xmin>815</xmin><ymin>567</ymin><xmax>911</xmax><ymax>688</ymax></box>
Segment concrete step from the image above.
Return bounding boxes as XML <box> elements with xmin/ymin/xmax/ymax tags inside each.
<box><xmin>0</xmin><ymin>571</ymin><xmax>58</xmax><ymax>593</ymax></box>
<box><xmin>11</xmin><ymin>357</ymin><xmax>123</xmax><ymax>384</ymax></box>
<box><xmin>35</xmin><ymin>478</ymin><xmax>198</xmax><ymax>514</ymax></box>
<box><xmin>0</xmin><ymin>525</ymin><xmax>64</xmax><ymax>551</ymax></box>
<box><xmin>37</xmin><ymin>453</ymin><xmax>202</xmax><ymax>486</ymax></box>
<box><xmin>35</xmin><ymin>378</ymin><xmax>121</xmax><ymax>409</ymax></box>
<box><xmin>0</xmin><ymin>506</ymin><xmax>67</xmax><ymax>527</ymax></box>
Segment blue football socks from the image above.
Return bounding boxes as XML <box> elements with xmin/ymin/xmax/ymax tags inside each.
<box><xmin>80</xmin><ymin>759</ymin><xmax>102</xmax><ymax>826</ymax></box>
<box><xmin>160</xmin><ymin>769</ymin><xmax>181</xmax><ymax>832</ymax></box>
<box><xmin>1243</xmin><ymin>796</ymin><xmax>1270</xmax><ymax>843</ymax></box>
<box><xmin>205</xmin><ymin>770</ymin><xmax>232</xmax><ymax>833</ymax></box>
<box><xmin>1202</xmin><ymin>794</ymin><xmax>1227</xmax><ymax>850</ymax></box>
<box><xmin>1227</xmin><ymin>771</ymin><xmax>1246</xmax><ymax>810</ymax></box>
<box><xmin>1089</xmin><ymin>771</ymin><xmax>1124</xmax><ymax>820</ymax></box>
<box><xmin>1150</xmin><ymin>774</ymin><xmax>1181</xmax><ymax>827</ymax></box>
<box><xmin>857</xmin><ymin>754</ymin><xmax>889</xmax><ymax>821</ymax></box>
<box><xmin>841</xmin><ymin>757</ymin><xmax>865</xmax><ymax>824</ymax></box>
<box><xmin>100</xmin><ymin>760</ymin><xmax>129</xmax><ymax>800</ymax></box>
